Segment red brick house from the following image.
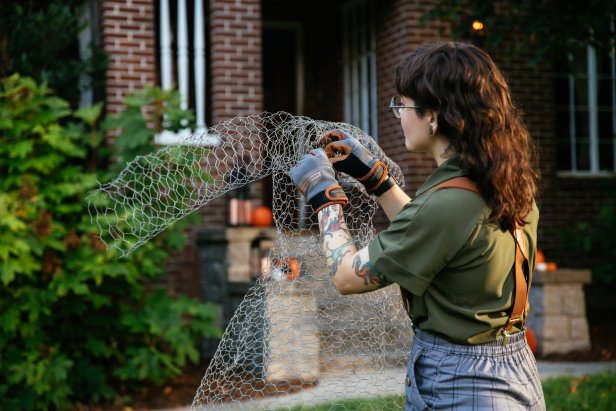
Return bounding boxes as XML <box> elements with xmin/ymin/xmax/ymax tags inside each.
<box><xmin>89</xmin><ymin>0</ymin><xmax>615</xmax><ymax>299</ymax></box>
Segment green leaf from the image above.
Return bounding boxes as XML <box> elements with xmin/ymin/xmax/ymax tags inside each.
<box><xmin>74</xmin><ymin>102</ymin><xmax>103</xmax><ymax>126</ymax></box>
<box><xmin>9</xmin><ymin>140</ymin><xmax>35</xmax><ymax>159</ymax></box>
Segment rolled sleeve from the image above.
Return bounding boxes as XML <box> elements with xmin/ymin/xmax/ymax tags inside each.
<box><xmin>368</xmin><ymin>190</ymin><xmax>484</xmax><ymax>296</ymax></box>
<box><xmin>368</xmin><ymin>235</ymin><xmax>432</xmax><ymax>295</ymax></box>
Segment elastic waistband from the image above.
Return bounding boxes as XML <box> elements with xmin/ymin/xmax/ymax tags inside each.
<box><xmin>413</xmin><ymin>328</ymin><xmax>527</xmax><ymax>356</ymax></box>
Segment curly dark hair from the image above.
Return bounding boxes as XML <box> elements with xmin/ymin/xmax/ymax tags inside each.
<box><xmin>395</xmin><ymin>42</ymin><xmax>540</xmax><ymax>231</ymax></box>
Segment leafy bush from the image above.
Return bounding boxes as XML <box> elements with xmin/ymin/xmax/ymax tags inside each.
<box><xmin>0</xmin><ymin>74</ymin><xmax>219</xmax><ymax>410</ymax></box>
<box><xmin>558</xmin><ymin>192</ymin><xmax>616</xmax><ymax>288</ymax></box>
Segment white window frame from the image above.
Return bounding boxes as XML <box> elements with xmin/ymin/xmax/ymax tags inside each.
<box><xmin>341</xmin><ymin>0</ymin><xmax>378</xmax><ymax>140</ymax></box>
<box><xmin>558</xmin><ymin>29</ymin><xmax>616</xmax><ymax>176</ymax></box>
<box><xmin>156</xmin><ymin>0</ymin><xmax>219</xmax><ymax>146</ymax></box>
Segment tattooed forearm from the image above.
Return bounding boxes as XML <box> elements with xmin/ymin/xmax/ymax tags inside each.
<box><xmin>352</xmin><ymin>254</ymin><xmax>391</xmax><ymax>287</ymax></box>
<box><xmin>326</xmin><ymin>239</ymin><xmax>354</xmax><ymax>277</ymax></box>
<box><xmin>320</xmin><ymin>205</ymin><xmax>345</xmax><ymax>239</ymax></box>
<box><xmin>318</xmin><ymin>205</ymin><xmax>386</xmax><ymax>293</ymax></box>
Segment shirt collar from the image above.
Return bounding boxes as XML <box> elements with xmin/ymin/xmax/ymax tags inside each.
<box><xmin>415</xmin><ymin>156</ymin><xmax>466</xmax><ymax>197</ymax></box>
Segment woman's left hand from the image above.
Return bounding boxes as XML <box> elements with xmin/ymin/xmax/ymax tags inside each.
<box><xmin>289</xmin><ymin>148</ymin><xmax>348</xmax><ymax>213</ymax></box>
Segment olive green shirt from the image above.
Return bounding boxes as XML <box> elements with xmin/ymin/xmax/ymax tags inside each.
<box><xmin>368</xmin><ymin>157</ymin><xmax>539</xmax><ymax>344</ymax></box>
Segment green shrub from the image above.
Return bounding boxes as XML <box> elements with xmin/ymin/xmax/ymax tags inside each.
<box><xmin>558</xmin><ymin>191</ymin><xmax>616</xmax><ymax>289</ymax></box>
<box><xmin>0</xmin><ymin>74</ymin><xmax>219</xmax><ymax>410</ymax></box>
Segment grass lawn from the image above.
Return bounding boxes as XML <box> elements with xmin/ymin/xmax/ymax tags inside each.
<box><xmin>543</xmin><ymin>372</ymin><xmax>616</xmax><ymax>410</ymax></box>
<box><xmin>283</xmin><ymin>372</ymin><xmax>616</xmax><ymax>411</ymax></box>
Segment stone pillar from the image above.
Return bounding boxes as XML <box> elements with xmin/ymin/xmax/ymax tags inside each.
<box><xmin>265</xmin><ymin>280</ymin><xmax>320</xmax><ymax>385</ymax></box>
<box><xmin>527</xmin><ymin>269</ymin><xmax>592</xmax><ymax>355</ymax></box>
<box><xmin>225</xmin><ymin>227</ymin><xmax>276</xmax><ymax>282</ymax></box>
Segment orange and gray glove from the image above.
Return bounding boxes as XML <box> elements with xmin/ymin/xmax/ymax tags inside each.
<box><xmin>320</xmin><ymin>129</ymin><xmax>394</xmax><ymax>196</ymax></box>
<box><xmin>289</xmin><ymin>148</ymin><xmax>349</xmax><ymax>213</ymax></box>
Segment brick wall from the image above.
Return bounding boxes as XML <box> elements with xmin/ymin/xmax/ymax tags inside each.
<box><xmin>101</xmin><ymin>0</ymin><xmax>157</xmax><ymax>115</ymax></box>
<box><xmin>370</xmin><ymin>0</ymin><xmax>450</xmax><ymax>228</ymax></box>
<box><xmin>209</xmin><ymin>0</ymin><xmax>263</xmax><ymax>123</ymax></box>
<box><xmin>375</xmin><ymin>0</ymin><xmax>450</xmax><ymax>196</ymax></box>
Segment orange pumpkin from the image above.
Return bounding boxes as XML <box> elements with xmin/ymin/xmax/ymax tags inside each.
<box><xmin>286</xmin><ymin>258</ymin><xmax>300</xmax><ymax>281</ymax></box>
<box><xmin>526</xmin><ymin>328</ymin><xmax>537</xmax><ymax>354</ymax></box>
<box><xmin>252</xmin><ymin>206</ymin><xmax>273</xmax><ymax>227</ymax></box>
<box><xmin>536</xmin><ymin>249</ymin><xmax>545</xmax><ymax>263</ymax></box>
<box><xmin>535</xmin><ymin>249</ymin><xmax>545</xmax><ymax>270</ymax></box>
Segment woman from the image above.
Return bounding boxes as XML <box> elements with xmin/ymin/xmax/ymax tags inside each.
<box><xmin>290</xmin><ymin>41</ymin><xmax>545</xmax><ymax>410</ymax></box>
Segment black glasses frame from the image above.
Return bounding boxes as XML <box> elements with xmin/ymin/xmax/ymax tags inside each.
<box><xmin>389</xmin><ymin>96</ymin><xmax>422</xmax><ymax>118</ymax></box>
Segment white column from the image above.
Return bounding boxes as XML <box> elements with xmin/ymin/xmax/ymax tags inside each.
<box><xmin>587</xmin><ymin>45</ymin><xmax>599</xmax><ymax>172</ymax></box>
<box><xmin>159</xmin><ymin>0</ymin><xmax>173</xmax><ymax>91</ymax></box>
<box><xmin>194</xmin><ymin>0</ymin><xmax>206</xmax><ymax>129</ymax></box>
<box><xmin>177</xmin><ymin>0</ymin><xmax>189</xmax><ymax>110</ymax></box>
<box><xmin>568</xmin><ymin>71</ymin><xmax>577</xmax><ymax>171</ymax></box>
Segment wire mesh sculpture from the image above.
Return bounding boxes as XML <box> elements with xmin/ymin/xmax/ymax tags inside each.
<box><xmin>88</xmin><ymin>112</ymin><xmax>413</xmax><ymax>410</ymax></box>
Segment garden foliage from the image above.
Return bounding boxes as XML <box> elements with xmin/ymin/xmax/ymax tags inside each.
<box><xmin>0</xmin><ymin>74</ymin><xmax>219</xmax><ymax>410</ymax></box>
<box><xmin>560</xmin><ymin>193</ymin><xmax>616</xmax><ymax>288</ymax></box>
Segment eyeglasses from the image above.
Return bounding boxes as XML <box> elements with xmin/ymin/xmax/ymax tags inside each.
<box><xmin>389</xmin><ymin>96</ymin><xmax>422</xmax><ymax>118</ymax></box>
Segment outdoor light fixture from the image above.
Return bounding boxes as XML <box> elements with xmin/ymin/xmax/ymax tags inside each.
<box><xmin>472</xmin><ymin>20</ymin><xmax>484</xmax><ymax>31</ymax></box>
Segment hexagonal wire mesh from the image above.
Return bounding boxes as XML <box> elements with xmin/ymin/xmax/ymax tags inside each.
<box><xmin>87</xmin><ymin>112</ymin><xmax>413</xmax><ymax>410</ymax></box>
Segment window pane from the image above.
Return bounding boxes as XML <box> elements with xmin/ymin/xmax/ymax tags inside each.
<box><xmin>556</xmin><ymin>141</ymin><xmax>573</xmax><ymax>171</ymax></box>
<box><xmin>572</xmin><ymin>77</ymin><xmax>589</xmax><ymax>108</ymax></box>
<box><xmin>574</xmin><ymin>109</ymin><xmax>591</xmax><ymax>170</ymax></box>
<box><xmin>554</xmin><ymin>76</ymin><xmax>570</xmax><ymax>106</ymax></box>
<box><xmin>576</xmin><ymin>138</ymin><xmax>591</xmax><ymax>171</ymax></box>
<box><xmin>598</xmin><ymin>109</ymin><xmax>615</xmax><ymax>171</ymax></box>
<box><xmin>599</xmin><ymin>140</ymin><xmax>615</xmax><ymax>171</ymax></box>
<box><xmin>598</xmin><ymin>78</ymin><xmax>614</xmax><ymax>109</ymax></box>
<box><xmin>555</xmin><ymin>109</ymin><xmax>573</xmax><ymax>170</ymax></box>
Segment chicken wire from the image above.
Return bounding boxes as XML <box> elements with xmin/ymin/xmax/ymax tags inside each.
<box><xmin>87</xmin><ymin>112</ymin><xmax>413</xmax><ymax>410</ymax></box>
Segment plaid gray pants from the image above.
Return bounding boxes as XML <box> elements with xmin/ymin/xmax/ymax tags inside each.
<box><xmin>405</xmin><ymin>329</ymin><xmax>546</xmax><ymax>410</ymax></box>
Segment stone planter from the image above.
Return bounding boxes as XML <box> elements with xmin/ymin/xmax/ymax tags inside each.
<box><xmin>527</xmin><ymin>269</ymin><xmax>592</xmax><ymax>355</ymax></box>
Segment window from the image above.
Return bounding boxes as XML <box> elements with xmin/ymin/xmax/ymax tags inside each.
<box><xmin>156</xmin><ymin>0</ymin><xmax>218</xmax><ymax>145</ymax></box>
<box><xmin>341</xmin><ymin>0</ymin><xmax>378</xmax><ymax>139</ymax></box>
<box><xmin>555</xmin><ymin>42</ymin><xmax>616</xmax><ymax>174</ymax></box>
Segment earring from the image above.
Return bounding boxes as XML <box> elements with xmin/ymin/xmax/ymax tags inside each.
<box><xmin>429</xmin><ymin>125</ymin><xmax>434</xmax><ymax>136</ymax></box>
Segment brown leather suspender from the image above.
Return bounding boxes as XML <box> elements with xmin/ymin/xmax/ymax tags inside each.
<box><xmin>404</xmin><ymin>177</ymin><xmax>530</xmax><ymax>339</ymax></box>
<box><xmin>504</xmin><ymin>227</ymin><xmax>530</xmax><ymax>334</ymax></box>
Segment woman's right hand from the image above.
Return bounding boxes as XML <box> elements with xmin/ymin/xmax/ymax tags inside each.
<box><xmin>320</xmin><ymin>129</ymin><xmax>394</xmax><ymax>196</ymax></box>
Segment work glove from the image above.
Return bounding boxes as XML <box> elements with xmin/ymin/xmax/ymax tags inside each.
<box><xmin>320</xmin><ymin>129</ymin><xmax>394</xmax><ymax>196</ymax></box>
<box><xmin>289</xmin><ymin>148</ymin><xmax>349</xmax><ymax>213</ymax></box>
